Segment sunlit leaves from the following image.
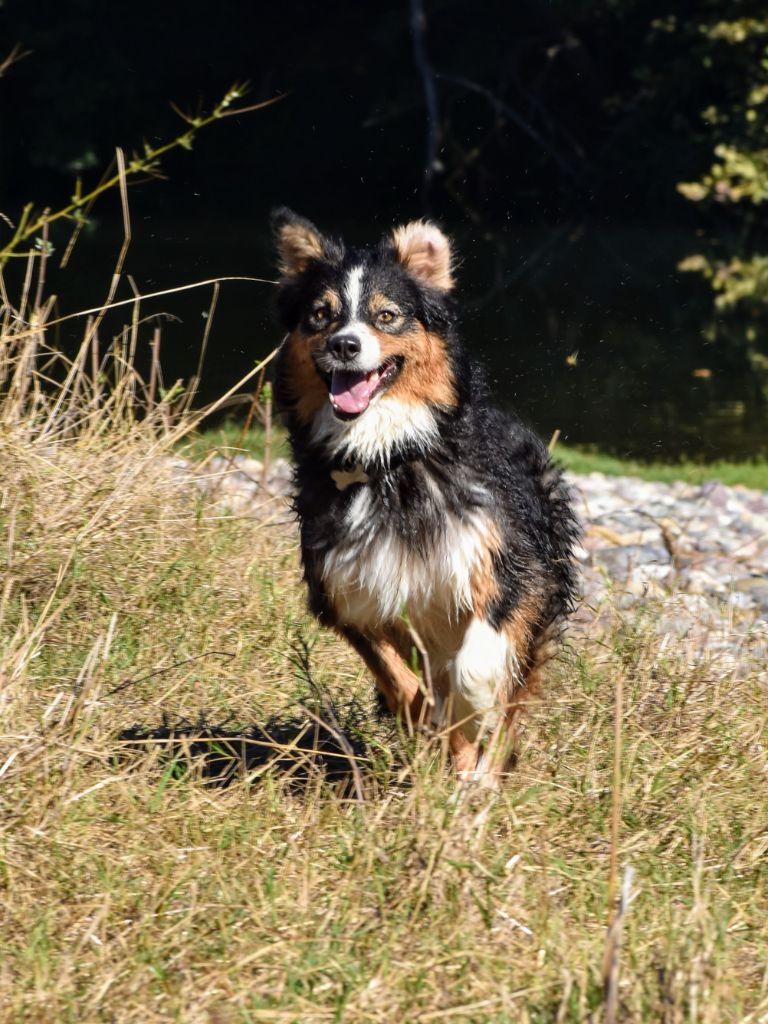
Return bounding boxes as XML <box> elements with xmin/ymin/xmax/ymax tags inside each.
<box><xmin>678</xmin><ymin>16</ymin><xmax>768</xmax><ymax>309</ymax></box>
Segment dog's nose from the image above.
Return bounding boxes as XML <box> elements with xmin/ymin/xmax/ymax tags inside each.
<box><xmin>328</xmin><ymin>333</ymin><xmax>361</xmax><ymax>362</ymax></box>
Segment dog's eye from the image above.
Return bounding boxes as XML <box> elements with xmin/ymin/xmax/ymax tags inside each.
<box><xmin>311</xmin><ymin>306</ymin><xmax>330</xmax><ymax>325</ymax></box>
<box><xmin>377</xmin><ymin>309</ymin><xmax>397</xmax><ymax>324</ymax></box>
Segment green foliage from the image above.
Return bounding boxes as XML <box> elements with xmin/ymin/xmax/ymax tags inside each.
<box><xmin>679</xmin><ymin>252</ymin><xmax>768</xmax><ymax>309</ymax></box>
<box><xmin>678</xmin><ymin>17</ymin><xmax>768</xmax><ymax>310</ymax></box>
<box><xmin>679</xmin><ymin>144</ymin><xmax>768</xmax><ymax>206</ymax></box>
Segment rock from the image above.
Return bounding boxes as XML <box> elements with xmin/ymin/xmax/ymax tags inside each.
<box><xmin>592</xmin><ymin>545</ymin><xmax>671</xmax><ymax>578</ymax></box>
<box><xmin>682</xmin><ymin>569</ymin><xmax>727</xmax><ymax>595</ymax></box>
<box><xmin>732</xmin><ymin>575</ymin><xmax>768</xmax><ymax>590</ymax></box>
<box><xmin>237</xmin><ymin>457</ymin><xmax>264</xmax><ymax>477</ymax></box>
<box><xmin>746</xmin><ymin>584</ymin><xmax>768</xmax><ymax>616</ymax></box>
<box><xmin>655</xmin><ymin>593</ymin><xmax>721</xmax><ymax>638</ymax></box>
<box><xmin>699</xmin><ymin>481</ymin><xmax>730</xmax><ymax>508</ymax></box>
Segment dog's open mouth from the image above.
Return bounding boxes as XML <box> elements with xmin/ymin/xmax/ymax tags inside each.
<box><xmin>329</xmin><ymin>357</ymin><xmax>401</xmax><ymax>419</ymax></box>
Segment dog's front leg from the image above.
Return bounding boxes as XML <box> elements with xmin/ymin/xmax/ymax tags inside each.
<box><xmin>447</xmin><ymin>616</ymin><xmax>522</xmax><ymax>788</ymax></box>
<box><xmin>339</xmin><ymin>625</ymin><xmax>427</xmax><ymax>732</ymax></box>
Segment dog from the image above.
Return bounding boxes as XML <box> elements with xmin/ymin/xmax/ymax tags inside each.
<box><xmin>271</xmin><ymin>208</ymin><xmax>580</xmax><ymax>788</ymax></box>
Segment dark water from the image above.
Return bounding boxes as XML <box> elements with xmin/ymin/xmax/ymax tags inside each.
<box><xmin>33</xmin><ymin>217</ymin><xmax>768</xmax><ymax>463</ymax></box>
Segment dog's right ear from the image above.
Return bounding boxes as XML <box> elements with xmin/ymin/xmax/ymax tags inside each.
<box><xmin>271</xmin><ymin>208</ymin><xmax>341</xmax><ymax>278</ymax></box>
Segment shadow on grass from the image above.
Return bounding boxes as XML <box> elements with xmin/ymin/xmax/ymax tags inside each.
<box><xmin>117</xmin><ymin>699</ymin><xmax>397</xmax><ymax>797</ymax></box>
<box><xmin>116</xmin><ymin>640</ymin><xmax>403</xmax><ymax>797</ymax></box>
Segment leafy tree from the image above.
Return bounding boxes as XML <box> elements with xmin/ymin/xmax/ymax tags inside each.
<box><xmin>678</xmin><ymin>16</ymin><xmax>768</xmax><ymax>310</ymax></box>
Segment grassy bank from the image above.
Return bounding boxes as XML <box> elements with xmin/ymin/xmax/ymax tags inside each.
<box><xmin>2</xmin><ymin>312</ymin><xmax>767</xmax><ymax>1021</ymax></box>
<box><xmin>555</xmin><ymin>445</ymin><xmax>768</xmax><ymax>490</ymax></box>
<box><xmin>184</xmin><ymin>422</ymin><xmax>768</xmax><ymax>490</ymax></box>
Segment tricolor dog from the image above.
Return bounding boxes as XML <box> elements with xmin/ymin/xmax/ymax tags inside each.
<box><xmin>272</xmin><ymin>209</ymin><xmax>579</xmax><ymax>788</ymax></box>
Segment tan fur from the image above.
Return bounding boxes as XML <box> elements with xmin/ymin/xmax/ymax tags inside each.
<box><xmin>469</xmin><ymin>523</ymin><xmax>503</xmax><ymax>619</ymax></box>
<box><xmin>343</xmin><ymin>587</ymin><xmax>556</xmax><ymax>788</ymax></box>
<box><xmin>392</xmin><ymin>220</ymin><xmax>455</xmax><ymax>291</ymax></box>
<box><xmin>404</xmin><ymin>607</ymin><xmax>469</xmax><ymax>668</ymax></box>
<box><xmin>318</xmin><ymin>288</ymin><xmax>342</xmax><ymax>318</ymax></box>
<box><xmin>341</xmin><ymin>627</ymin><xmax>427</xmax><ymax>730</ymax></box>
<box><xmin>338</xmin><ymin>559</ymin><xmax>551</xmax><ymax>789</ymax></box>
<box><xmin>368</xmin><ymin>292</ymin><xmax>401</xmax><ymax>316</ymax></box>
<box><xmin>373</xmin><ymin>325</ymin><xmax>457</xmax><ymax>409</ymax></box>
<box><xmin>276</xmin><ymin>222</ymin><xmax>327</xmax><ymax>277</ymax></box>
<box><xmin>484</xmin><ymin>653</ymin><xmax>548</xmax><ymax>787</ymax></box>
<box><xmin>369</xmin><ymin>637</ymin><xmax>423</xmax><ymax>717</ymax></box>
<box><xmin>450</xmin><ymin>728</ymin><xmax>482</xmax><ymax>776</ymax></box>
<box><xmin>281</xmin><ymin>331</ymin><xmax>329</xmax><ymax>424</ymax></box>
<box><xmin>406</xmin><ymin>592</ymin><xmax>548</xmax><ymax>788</ymax></box>
<box><xmin>502</xmin><ymin>595</ymin><xmax>542</xmax><ymax>673</ymax></box>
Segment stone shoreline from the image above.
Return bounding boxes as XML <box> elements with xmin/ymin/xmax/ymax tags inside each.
<box><xmin>569</xmin><ymin>470</ymin><xmax>767</xmax><ymax>668</ymax></box>
<box><xmin>188</xmin><ymin>455</ymin><xmax>768</xmax><ymax>667</ymax></box>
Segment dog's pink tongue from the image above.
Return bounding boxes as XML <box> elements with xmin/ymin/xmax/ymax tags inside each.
<box><xmin>330</xmin><ymin>369</ymin><xmax>379</xmax><ymax>414</ymax></box>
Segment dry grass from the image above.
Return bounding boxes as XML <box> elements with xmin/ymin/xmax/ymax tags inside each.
<box><xmin>1</xmin><ymin>262</ymin><xmax>767</xmax><ymax>1024</ymax></box>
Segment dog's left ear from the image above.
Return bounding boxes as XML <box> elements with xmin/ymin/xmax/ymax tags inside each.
<box><xmin>390</xmin><ymin>220</ymin><xmax>455</xmax><ymax>291</ymax></box>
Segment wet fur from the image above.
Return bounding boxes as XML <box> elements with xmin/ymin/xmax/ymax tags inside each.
<box><xmin>271</xmin><ymin>208</ymin><xmax>580</xmax><ymax>787</ymax></box>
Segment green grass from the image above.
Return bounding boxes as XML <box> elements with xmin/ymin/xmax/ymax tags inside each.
<box><xmin>179</xmin><ymin>420</ymin><xmax>289</xmax><ymax>463</ymax></box>
<box><xmin>555</xmin><ymin>444</ymin><xmax>768</xmax><ymax>489</ymax></box>
<box><xmin>183</xmin><ymin>423</ymin><xmax>768</xmax><ymax>490</ymax></box>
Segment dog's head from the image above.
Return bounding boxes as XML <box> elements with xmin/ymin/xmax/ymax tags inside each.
<box><xmin>272</xmin><ymin>209</ymin><xmax>461</xmax><ymax>446</ymax></box>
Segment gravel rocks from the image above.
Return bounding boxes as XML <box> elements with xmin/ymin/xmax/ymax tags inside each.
<box><xmin>572</xmin><ymin>471</ymin><xmax>768</xmax><ymax>609</ymax></box>
<box><xmin>187</xmin><ymin>455</ymin><xmax>294</xmax><ymax>516</ymax></box>
<box><xmin>571</xmin><ymin>470</ymin><xmax>767</xmax><ymax>668</ymax></box>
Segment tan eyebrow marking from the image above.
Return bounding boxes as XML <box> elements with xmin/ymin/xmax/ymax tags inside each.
<box><xmin>368</xmin><ymin>292</ymin><xmax>402</xmax><ymax>316</ymax></box>
<box><xmin>316</xmin><ymin>288</ymin><xmax>342</xmax><ymax>314</ymax></box>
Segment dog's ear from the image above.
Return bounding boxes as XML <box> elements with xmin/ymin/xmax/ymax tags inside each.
<box><xmin>271</xmin><ymin>208</ymin><xmax>340</xmax><ymax>278</ymax></box>
<box><xmin>390</xmin><ymin>220</ymin><xmax>455</xmax><ymax>291</ymax></box>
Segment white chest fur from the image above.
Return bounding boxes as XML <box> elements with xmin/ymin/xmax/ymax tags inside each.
<box><xmin>322</xmin><ymin>485</ymin><xmax>492</xmax><ymax>638</ymax></box>
<box><xmin>312</xmin><ymin>398</ymin><xmax>439</xmax><ymax>467</ymax></box>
